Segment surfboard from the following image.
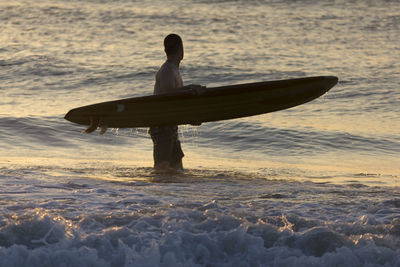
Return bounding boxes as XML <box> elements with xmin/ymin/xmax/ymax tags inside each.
<box><xmin>64</xmin><ymin>76</ymin><xmax>338</xmax><ymax>133</ymax></box>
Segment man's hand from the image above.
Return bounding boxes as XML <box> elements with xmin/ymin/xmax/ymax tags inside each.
<box><xmin>190</xmin><ymin>121</ymin><xmax>202</xmax><ymax>126</ymax></box>
<box><xmin>185</xmin><ymin>84</ymin><xmax>207</xmax><ymax>95</ymax></box>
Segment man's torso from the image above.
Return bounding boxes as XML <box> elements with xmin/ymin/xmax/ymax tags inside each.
<box><xmin>153</xmin><ymin>61</ymin><xmax>183</xmax><ymax>95</ymax></box>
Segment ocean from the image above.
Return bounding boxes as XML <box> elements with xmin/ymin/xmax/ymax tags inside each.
<box><xmin>0</xmin><ymin>0</ymin><xmax>399</xmax><ymax>266</ymax></box>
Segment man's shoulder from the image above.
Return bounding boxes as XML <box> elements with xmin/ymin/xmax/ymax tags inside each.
<box><xmin>159</xmin><ymin>62</ymin><xmax>177</xmax><ymax>75</ymax></box>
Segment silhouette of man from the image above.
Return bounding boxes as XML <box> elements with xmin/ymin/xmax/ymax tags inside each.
<box><xmin>149</xmin><ymin>34</ymin><xmax>185</xmax><ymax>172</ymax></box>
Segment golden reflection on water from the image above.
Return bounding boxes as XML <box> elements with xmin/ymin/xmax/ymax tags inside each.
<box><xmin>1</xmin><ymin>0</ymin><xmax>399</xmax><ymax>187</ymax></box>
<box><xmin>1</xmin><ymin>151</ymin><xmax>398</xmax><ymax>186</ymax></box>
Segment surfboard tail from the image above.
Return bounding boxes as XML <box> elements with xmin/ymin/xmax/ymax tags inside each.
<box><xmin>64</xmin><ymin>109</ymin><xmax>91</xmax><ymax>126</ymax></box>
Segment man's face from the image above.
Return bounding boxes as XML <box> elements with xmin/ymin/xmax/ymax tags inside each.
<box><xmin>178</xmin><ymin>45</ymin><xmax>184</xmax><ymax>61</ymax></box>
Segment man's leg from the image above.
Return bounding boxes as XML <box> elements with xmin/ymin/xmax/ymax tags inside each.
<box><xmin>149</xmin><ymin>127</ymin><xmax>175</xmax><ymax>170</ymax></box>
<box><xmin>171</xmin><ymin>138</ymin><xmax>184</xmax><ymax>170</ymax></box>
<box><xmin>168</xmin><ymin>126</ymin><xmax>184</xmax><ymax>170</ymax></box>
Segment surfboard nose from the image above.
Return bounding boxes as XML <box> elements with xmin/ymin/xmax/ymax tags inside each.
<box><xmin>324</xmin><ymin>76</ymin><xmax>339</xmax><ymax>91</ymax></box>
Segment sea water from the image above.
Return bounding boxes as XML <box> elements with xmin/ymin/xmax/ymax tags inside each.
<box><xmin>0</xmin><ymin>0</ymin><xmax>399</xmax><ymax>266</ymax></box>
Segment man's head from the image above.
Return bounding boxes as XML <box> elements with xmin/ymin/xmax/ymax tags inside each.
<box><xmin>164</xmin><ymin>34</ymin><xmax>183</xmax><ymax>60</ymax></box>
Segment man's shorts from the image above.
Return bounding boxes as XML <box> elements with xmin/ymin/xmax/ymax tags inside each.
<box><xmin>149</xmin><ymin>126</ymin><xmax>184</xmax><ymax>168</ymax></box>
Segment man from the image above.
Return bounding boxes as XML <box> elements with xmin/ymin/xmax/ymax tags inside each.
<box><xmin>149</xmin><ymin>34</ymin><xmax>185</xmax><ymax>172</ymax></box>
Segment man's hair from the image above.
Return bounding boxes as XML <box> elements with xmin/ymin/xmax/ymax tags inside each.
<box><xmin>164</xmin><ymin>34</ymin><xmax>183</xmax><ymax>56</ymax></box>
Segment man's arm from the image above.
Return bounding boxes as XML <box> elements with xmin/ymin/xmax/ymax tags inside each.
<box><xmin>183</xmin><ymin>84</ymin><xmax>206</xmax><ymax>126</ymax></box>
<box><xmin>182</xmin><ymin>84</ymin><xmax>207</xmax><ymax>95</ymax></box>
<box><xmin>158</xmin><ymin>67</ymin><xmax>176</xmax><ymax>94</ymax></box>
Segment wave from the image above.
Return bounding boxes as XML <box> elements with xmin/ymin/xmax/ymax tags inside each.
<box><xmin>0</xmin><ymin>196</ymin><xmax>399</xmax><ymax>266</ymax></box>
<box><xmin>0</xmin><ymin>116</ymin><xmax>132</xmax><ymax>151</ymax></box>
<box><xmin>192</xmin><ymin>120</ymin><xmax>400</xmax><ymax>156</ymax></box>
<box><xmin>1</xmin><ymin>115</ymin><xmax>398</xmax><ymax>159</ymax></box>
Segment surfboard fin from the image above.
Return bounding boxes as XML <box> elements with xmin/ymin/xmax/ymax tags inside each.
<box><xmin>84</xmin><ymin>116</ymin><xmax>100</xmax><ymax>134</ymax></box>
<box><xmin>99</xmin><ymin>126</ymin><xmax>108</xmax><ymax>135</ymax></box>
